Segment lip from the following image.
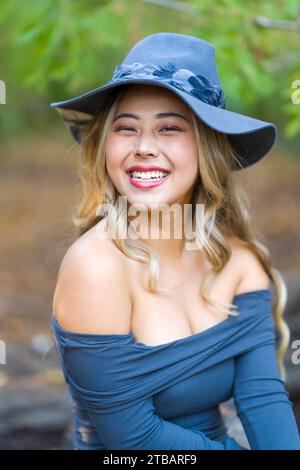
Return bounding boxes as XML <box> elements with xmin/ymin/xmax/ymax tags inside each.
<box><xmin>126</xmin><ymin>165</ymin><xmax>170</xmax><ymax>173</ymax></box>
<box><xmin>127</xmin><ymin>172</ymin><xmax>171</xmax><ymax>189</ymax></box>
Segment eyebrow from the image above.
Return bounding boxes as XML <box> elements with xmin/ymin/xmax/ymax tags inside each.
<box><xmin>112</xmin><ymin>112</ymin><xmax>190</xmax><ymax>123</ymax></box>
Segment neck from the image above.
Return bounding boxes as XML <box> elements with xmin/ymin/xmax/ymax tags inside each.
<box><xmin>127</xmin><ymin>205</ymin><xmax>199</xmax><ymax>263</ymax></box>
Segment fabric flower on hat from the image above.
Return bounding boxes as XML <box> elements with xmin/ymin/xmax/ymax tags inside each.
<box><xmin>109</xmin><ymin>62</ymin><xmax>227</xmax><ymax>109</ymax></box>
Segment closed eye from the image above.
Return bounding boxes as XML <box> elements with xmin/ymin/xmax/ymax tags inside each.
<box><xmin>114</xmin><ymin>126</ymin><xmax>183</xmax><ymax>132</ymax></box>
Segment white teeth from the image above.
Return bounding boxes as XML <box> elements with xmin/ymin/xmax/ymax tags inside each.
<box><xmin>129</xmin><ymin>170</ymin><xmax>168</xmax><ymax>181</ymax></box>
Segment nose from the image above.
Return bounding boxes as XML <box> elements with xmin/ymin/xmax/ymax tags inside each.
<box><xmin>134</xmin><ymin>133</ymin><xmax>159</xmax><ymax>159</ymax></box>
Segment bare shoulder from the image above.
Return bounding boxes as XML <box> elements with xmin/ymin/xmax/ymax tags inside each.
<box><xmin>229</xmin><ymin>237</ymin><xmax>270</xmax><ymax>295</ymax></box>
<box><xmin>52</xmin><ymin>228</ymin><xmax>133</xmax><ymax>334</ymax></box>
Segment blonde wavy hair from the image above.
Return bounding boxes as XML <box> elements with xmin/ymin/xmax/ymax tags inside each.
<box><xmin>71</xmin><ymin>84</ymin><xmax>289</xmax><ymax>381</ymax></box>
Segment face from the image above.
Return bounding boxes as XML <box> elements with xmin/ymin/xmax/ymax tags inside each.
<box><xmin>105</xmin><ymin>84</ymin><xmax>199</xmax><ymax>211</ymax></box>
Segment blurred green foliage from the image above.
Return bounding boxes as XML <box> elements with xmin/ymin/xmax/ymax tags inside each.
<box><xmin>0</xmin><ymin>0</ymin><xmax>299</xmax><ymax>144</ymax></box>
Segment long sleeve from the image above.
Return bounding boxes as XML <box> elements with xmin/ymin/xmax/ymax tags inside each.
<box><xmin>51</xmin><ymin>320</ymin><xmax>247</xmax><ymax>450</ymax></box>
<box><xmin>78</xmin><ymin>389</ymin><xmax>244</xmax><ymax>450</ymax></box>
<box><xmin>58</xmin><ymin>335</ymin><xmax>245</xmax><ymax>450</ymax></box>
<box><xmin>52</xmin><ymin>289</ymin><xmax>282</xmax><ymax>451</ymax></box>
<box><xmin>233</xmin><ymin>340</ymin><xmax>300</xmax><ymax>450</ymax></box>
<box><xmin>64</xmin><ymin>354</ymin><xmax>244</xmax><ymax>450</ymax></box>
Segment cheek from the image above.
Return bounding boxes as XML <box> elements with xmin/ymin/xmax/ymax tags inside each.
<box><xmin>171</xmin><ymin>141</ymin><xmax>199</xmax><ymax>179</ymax></box>
<box><xmin>105</xmin><ymin>137</ymin><xmax>125</xmax><ymax>173</ymax></box>
<box><xmin>105</xmin><ymin>137</ymin><xmax>131</xmax><ymax>194</ymax></box>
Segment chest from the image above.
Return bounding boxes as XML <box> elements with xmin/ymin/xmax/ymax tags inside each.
<box><xmin>153</xmin><ymin>358</ymin><xmax>234</xmax><ymax>419</ymax></box>
<box><xmin>124</xmin><ymin>253</ymin><xmax>240</xmax><ymax>347</ymax></box>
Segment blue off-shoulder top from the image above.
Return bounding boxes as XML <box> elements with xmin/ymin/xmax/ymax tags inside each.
<box><xmin>50</xmin><ymin>289</ymin><xmax>300</xmax><ymax>450</ymax></box>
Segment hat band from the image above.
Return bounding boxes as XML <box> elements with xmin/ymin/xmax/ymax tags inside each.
<box><xmin>108</xmin><ymin>62</ymin><xmax>227</xmax><ymax>109</ymax></box>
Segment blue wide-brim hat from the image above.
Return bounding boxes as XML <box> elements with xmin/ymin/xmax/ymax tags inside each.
<box><xmin>50</xmin><ymin>32</ymin><xmax>277</xmax><ymax>171</ymax></box>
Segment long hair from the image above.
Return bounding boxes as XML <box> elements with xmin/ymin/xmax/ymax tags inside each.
<box><xmin>71</xmin><ymin>84</ymin><xmax>289</xmax><ymax>381</ymax></box>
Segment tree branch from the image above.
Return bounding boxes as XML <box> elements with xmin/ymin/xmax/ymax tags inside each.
<box><xmin>139</xmin><ymin>0</ymin><xmax>194</xmax><ymax>13</ymax></box>
<box><xmin>254</xmin><ymin>16</ymin><xmax>300</xmax><ymax>32</ymax></box>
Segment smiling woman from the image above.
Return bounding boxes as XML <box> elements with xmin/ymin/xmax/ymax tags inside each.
<box><xmin>50</xmin><ymin>32</ymin><xmax>300</xmax><ymax>450</ymax></box>
<box><xmin>105</xmin><ymin>84</ymin><xmax>199</xmax><ymax>209</ymax></box>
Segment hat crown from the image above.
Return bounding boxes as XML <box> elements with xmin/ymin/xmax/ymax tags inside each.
<box><xmin>122</xmin><ymin>32</ymin><xmax>221</xmax><ymax>88</ymax></box>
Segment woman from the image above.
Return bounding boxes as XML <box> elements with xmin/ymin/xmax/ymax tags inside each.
<box><xmin>50</xmin><ymin>32</ymin><xmax>300</xmax><ymax>450</ymax></box>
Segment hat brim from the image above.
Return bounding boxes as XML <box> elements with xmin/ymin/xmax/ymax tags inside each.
<box><xmin>50</xmin><ymin>78</ymin><xmax>277</xmax><ymax>170</ymax></box>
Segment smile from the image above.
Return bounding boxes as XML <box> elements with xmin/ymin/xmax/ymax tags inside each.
<box><xmin>127</xmin><ymin>170</ymin><xmax>170</xmax><ymax>189</ymax></box>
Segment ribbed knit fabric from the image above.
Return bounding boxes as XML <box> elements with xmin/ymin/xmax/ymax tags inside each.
<box><xmin>51</xmin><ymin>289</ymin><xmax>300</xmax><ymax>450</ymax></box>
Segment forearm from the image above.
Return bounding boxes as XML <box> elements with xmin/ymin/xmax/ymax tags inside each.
<box><xmin>234</xmin><ymin>342</ymin><xmax>300</xmax><ymax>450</ymax></box>
<box><xmin>85</xmin><ymin>396</ymin><xmax>244</xmax><ymax>450</ymax></box>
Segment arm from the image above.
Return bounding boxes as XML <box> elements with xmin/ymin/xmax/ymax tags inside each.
<box><xmin>82</xmin><ymin>388</ymin><xmax>243</xmax><ymax>450</ymax></box>
<box><xmin>54</xmin><ymin>239</ymin><xmax>244</xmax><ymax>450</ymax></box>
<box><xmin>233</xmin><ymin>246</ymin><xmax>300</xmax><ymax>449</ymax></box>
<box><xmin>233</xmin><ymin>340</ymin><xmax>300</xmax><ymax>450</ymax></box>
